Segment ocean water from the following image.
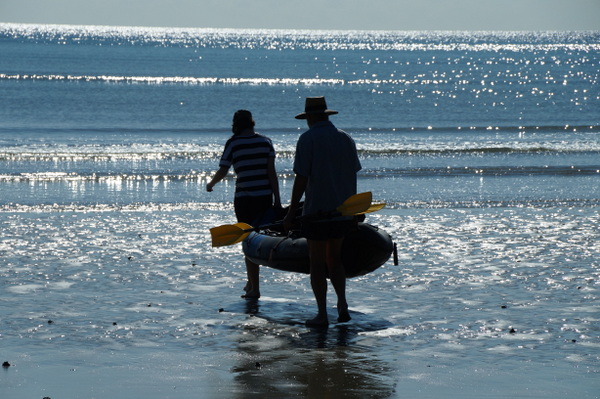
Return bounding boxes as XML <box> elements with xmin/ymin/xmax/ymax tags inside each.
<box><xmin>0</xmin><ymin>24</ymin><xmax>599</xmax><ymax>398</ymax></box>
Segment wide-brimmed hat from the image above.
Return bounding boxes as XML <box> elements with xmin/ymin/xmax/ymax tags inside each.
<box><xmin>295</xmin><ymin>97</ymin><xmax>338</xmax><ymax>120</ymax></box>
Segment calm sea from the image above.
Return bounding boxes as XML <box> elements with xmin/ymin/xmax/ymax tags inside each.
<box><xmin>0</xmin><ymin>24</ymin><xmax>599</xmax><ymax>398</ymax></box>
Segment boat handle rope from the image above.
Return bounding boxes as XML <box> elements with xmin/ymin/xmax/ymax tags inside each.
<box><xmin>268</xmin><ymin>233</ymin><xmax>293</xmax><ymax>263</ymax></box>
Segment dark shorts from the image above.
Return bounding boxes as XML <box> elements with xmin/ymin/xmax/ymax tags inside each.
<box><xmin>234</xmin><ymin>195</ymin><xmax>273</xmax><ymax>225</ymax></box>
<box><xmin>301</xmin><ymin>219</ymin><xmax>357</xmax><ymax>241</ymax></box>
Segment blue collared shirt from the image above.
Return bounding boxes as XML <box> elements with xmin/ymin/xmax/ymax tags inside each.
<box><xmin>293</xmin><ymin>121</ymin><xmax>361</xmax><ymax>215</ymax></box>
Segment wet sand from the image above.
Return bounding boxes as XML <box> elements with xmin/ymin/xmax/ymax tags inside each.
<box><xmin>2</xmin><ymin>299</ymin><xmax>597</xmax><ymax>399</ymax></box>
<box><xmin>1</xmin><ymin>208</ymin><xmax>599</xmax><ymax>398</ymax></box>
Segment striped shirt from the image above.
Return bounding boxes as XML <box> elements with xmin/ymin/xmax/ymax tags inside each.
<box><xmin>219</xmin><ymin>133</ymin><xmax>275</xmax><ymax>198</ymax></box>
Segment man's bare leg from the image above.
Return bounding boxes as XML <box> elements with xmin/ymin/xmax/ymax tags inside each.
<box><xmin>242</xmin><ymin>257</ymin><xmax>260</xmax><ymax>298</ymax></box>
<box><xmin>306</xmin><ymin>239</ymin><xmax>329</xmax><ymax>327</ymax></box>
<box><xmin>325</xmin><ymin>237</ymin><xmax>351</xmax><ymax>322</ymax></box>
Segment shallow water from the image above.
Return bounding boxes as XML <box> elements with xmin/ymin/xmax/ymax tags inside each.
<box><xmin>1</xmin><ymin>25</ymin><xmax>599</xmax><ymax>398</ymax></box>
<box><xmin>1</xmin><ymin>206</ymin><xmax>598</xmax><ymax>398</ymax></box>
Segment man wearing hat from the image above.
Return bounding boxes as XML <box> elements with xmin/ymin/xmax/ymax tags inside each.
<box><xmin>283</xmin><ymin>97</ymin><xmax>362</xmax><ymax>327</ymax></box>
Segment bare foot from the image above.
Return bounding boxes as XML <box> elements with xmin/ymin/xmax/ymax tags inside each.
<box><xmin>337</xmin><ymin>310</ymin><xmax>351</xmax><ymax>323</ymax></box>
<box><xmin>241</xmin><ymin>289</ymin><xmax>260</xmax><ymax>299</ymax></box>
<box><xmin>337</xmin><ymin>303</ymin><xmax>351</xmax><ymax>323</ymax></box>
<box><xmin>306</xmin><ymin>313</ymin><xmax>329</xmax><ymax>328</ymax></box>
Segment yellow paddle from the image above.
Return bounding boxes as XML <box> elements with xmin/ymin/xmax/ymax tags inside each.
<box><xmin>356</xmin><ymin>202</ymin><xmax>386</xmax><ymax>214</ymax></box>
<box><xmin>209</xmin><ymin>222</ymin><xmax>255</xmax><ymax>247</ymax></box>
<box><xmin>209</xmin><ymin>192</ymin><xmax>385</xmax><ymax>247</ymax></box>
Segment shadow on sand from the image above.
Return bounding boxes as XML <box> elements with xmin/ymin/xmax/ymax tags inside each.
<box><xmin>223</xmin><ymin>298</ymin><xmax>397</xmax><ymax>398</ymax></box>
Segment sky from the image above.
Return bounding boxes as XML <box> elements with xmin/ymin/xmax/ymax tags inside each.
<box><xmin>1</xmin><ymin>0</ymin><xmax>599</xmax><ymax>31</ymax></box>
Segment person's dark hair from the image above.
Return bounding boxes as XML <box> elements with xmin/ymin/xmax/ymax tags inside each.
<box><xmin>232</xmin><ymin>109</ymin><xmax>255</xmax><ymax>135</ymax></box>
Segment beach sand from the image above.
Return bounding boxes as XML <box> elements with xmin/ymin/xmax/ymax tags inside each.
<box><xmin>2</xmin><ymin>302</ymin><xmax>597</xmax><ymax>398</ymax></box>
<box><xmin>1</xmin><ymin>208</ymin><xmax>599</xmax><ymax>398</ymax></box>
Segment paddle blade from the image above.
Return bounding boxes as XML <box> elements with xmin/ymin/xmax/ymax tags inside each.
<box><xmin>336</xmin><ymin>192</ymin><xmax>372</xmax><ymax>216</ymax></box>
<box><xmin>210</xmin><ymin>222</ymin><xmax>253</xmax><ymax>247</ymax></box>
<box><xmin>356</xmin><ymin>202</ymin><xmax>386</xmax><ymax>215</ymax></box>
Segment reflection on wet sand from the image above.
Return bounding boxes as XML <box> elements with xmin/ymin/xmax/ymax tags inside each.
<box><xmin>231</xmin><ymin>299</ymin><xmax>396</xmax><ymax>398</ymax></box>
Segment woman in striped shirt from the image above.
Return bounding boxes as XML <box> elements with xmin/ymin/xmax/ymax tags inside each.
<box><xmin>207</xmin><ymin>110</ymin><xmax>281</xmax><ymax>298</ymax></box>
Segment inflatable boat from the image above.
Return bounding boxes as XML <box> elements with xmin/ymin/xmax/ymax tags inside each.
<box><xmin>242</xmin><ymin>223</ymin><xmax>395</xmax><ymax>278</ymax></box>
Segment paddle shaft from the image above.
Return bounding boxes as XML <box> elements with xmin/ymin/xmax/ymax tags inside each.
<box><xmin>210</xmin><ymin>192</ymin><xmax>384</xmax><ymax>247</ymax></box>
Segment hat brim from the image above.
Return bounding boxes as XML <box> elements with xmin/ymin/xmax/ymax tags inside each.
<box><xmin>295</xmin><ymin>109</ymin><xmax>338</xmax><ymax>120</ymax></box>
